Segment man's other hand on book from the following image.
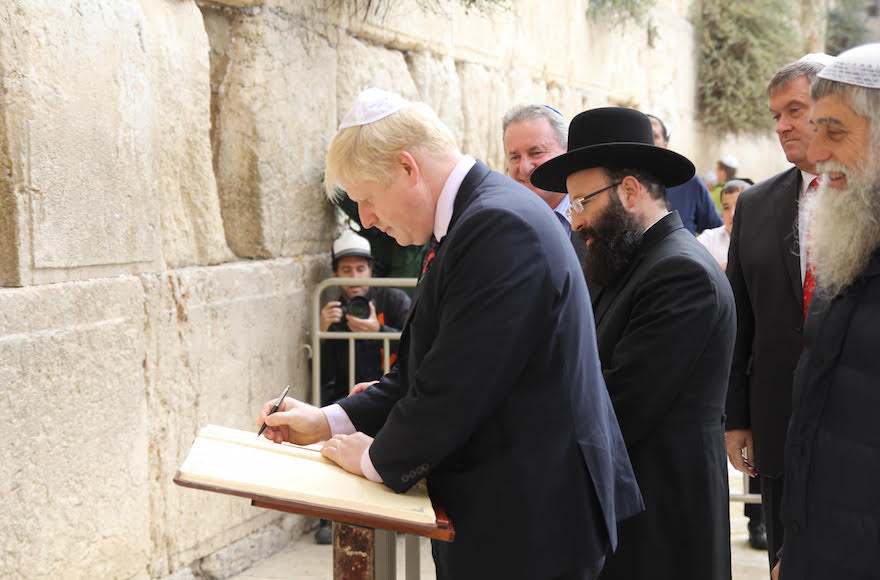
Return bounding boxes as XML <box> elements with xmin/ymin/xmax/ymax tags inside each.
<box><xmin>321</xmin><ymin>433</ymin><xmax>373</xmax><ymax>477</ymax></box>
<box><xmin>258</xmin><ymin>397</ymin><xmax>331</xmax><ymax>445</ymax></box>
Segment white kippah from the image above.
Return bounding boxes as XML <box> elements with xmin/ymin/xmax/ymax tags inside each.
<box><xmin>797</xmin><ymin>52</ymin><xmax>834</xmax><ymax>67</ymax></box>
<box><xmin>720</xmin><ymin>155</ymin><xmax>739</xmax><ymax>169</ymax></box>
<box><xmin>338</xmin><ymin>88</ymin><xmax>408</xmax><ymax>130</ymax></box>
<box><xmin>818</xmin><ymin>43</ymin><xmax>880</xmax><ymax>89</ymax></box>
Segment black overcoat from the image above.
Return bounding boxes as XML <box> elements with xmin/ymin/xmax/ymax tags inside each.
<box><xmin>594</xmin><ymin>212</ymin><xmax>735</xmax><ymax>580</ymax></box>
<box><xmin>781</xmin><ymin>249</ymin><xmax>880</xmax><ymax>579</ymax></box>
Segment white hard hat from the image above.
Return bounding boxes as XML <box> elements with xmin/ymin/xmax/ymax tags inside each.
<box><xmin>332</xmin><ymin>229</ymin><xmax>372</xmax><ymax>266</ymax></box>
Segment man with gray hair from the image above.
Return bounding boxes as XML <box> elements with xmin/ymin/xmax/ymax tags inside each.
<box><xmin>502</xmin><ymin>103</ymin><xmax>589</xmax><ymax>275</ymax></box>
<box><xmin>724</xmin><ymin>51</ymin><xmax>833</xmax><ymax>569</ymax></box>
<box><xmin>502</xmin><ymin>103</ymin><xmax>570</xmax><ymax>220</ymax></box>
<box><xmin>772</xmin><ymin>42</ymin><xmax>880</xmax><ymax>580</ymax></box>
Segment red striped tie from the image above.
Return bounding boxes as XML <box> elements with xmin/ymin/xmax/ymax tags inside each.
<box><xmin>802</xmin><ymin>177</ymin><xmax>820</xmax><ymax>319</ymax></box>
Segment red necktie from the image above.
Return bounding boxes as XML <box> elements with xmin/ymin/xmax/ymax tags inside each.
<box><xmin>802</xmin><ymin>177</ymin><xmax>820</xmax><ymax>319</ymax></box>
<box><xmin>419</xmin><ymin>236</ymin><xmax>439</xmax><ymax>281</ymax></box>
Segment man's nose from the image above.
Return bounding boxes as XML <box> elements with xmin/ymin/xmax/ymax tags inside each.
<box><xmin>358</xmin><ymin>206</ymin><xmax>376</xmax><ymax>229</ymax></box>
<box><xmin>807</xmin><ymin>135</ymin><xmax>829</xmax><ymax>166</ymax></box>
<box><xmin>776</xmin><ymin>116</ymin><xmax>791</xmax><ymax>135</ymax></box>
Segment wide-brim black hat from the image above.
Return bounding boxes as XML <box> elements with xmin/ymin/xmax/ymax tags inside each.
<box><xmin>530</xmin><ymin>107</ymin><xmax>695</xmax><ymax>193</ymax></box>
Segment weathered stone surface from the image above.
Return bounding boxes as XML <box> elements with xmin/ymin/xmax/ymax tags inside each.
<box><xmin>0</xmin><ymin>0</ymin><xmax>234</xmax><ymax>287</ymax></box>
<box><xmin>143</xmin><ymin>256</ymin><xmax>325</xmax><ymax>573</ymax></box>
<box><xmin>406</xmin><ymin>51</ymin><xmax>464</xmax><ymax>145</ymax></box>
<box><xmin>206</xmin><ymin>7</ymin><xmax>337</xmax><ymax>259</ymax></box>
<box><xmin>0</xmin><ymin>1</ymin><xmax>160</xmax><ymax>287</ymax></box>
<box><xmin>456</xmin><ymin>62</ymin><xmax>509</xmax><ymax>170</ymax></box>
<box><xmin>0</xmin><ymin>278</ymin><xmax>151</xmax><ymax>579</ymax></box>
<box><xmin>335</xmin><ymin>34</ymin><xmax>419</xmax><ymax>125</ymax></box>
<box><xmin>198</xmin><ymin>521</ymin><xmax>290</xmax><ymax>579</ymax></box>
<box><xmin>143</xmin><ymin>0</ymin><xmax>234</xmax><ymax>269</ymax></box>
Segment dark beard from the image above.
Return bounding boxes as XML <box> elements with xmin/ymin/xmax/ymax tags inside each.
<box><xmin>579</xmin><ymin>194</ymin><xmax>644</xmax><ymax>289</ymax></box>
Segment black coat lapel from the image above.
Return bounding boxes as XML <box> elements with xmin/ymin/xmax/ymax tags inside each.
<box><xmin>774</xmin><ymin>169</ymin><xmax>806</xmax><ymax>309</ymax></box>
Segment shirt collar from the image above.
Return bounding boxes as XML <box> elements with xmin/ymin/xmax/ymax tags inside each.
<box><xmin>433</xmin><ymin>155</ymin><xmax>476</xmax><ymax>242</ymax></box>
<box><xmin>800</xmin><ymin>169</ymin><xmax>820</xmax><ymax>197</ymax></box>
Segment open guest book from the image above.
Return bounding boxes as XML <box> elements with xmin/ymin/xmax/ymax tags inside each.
<box><xmin>174</xmin><ymin>425</ymin><xmax>454</xmax><ymax>541</ymax></box>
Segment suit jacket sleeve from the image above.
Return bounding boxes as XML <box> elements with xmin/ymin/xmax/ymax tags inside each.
<box><xmin>603</xmin><ymin>252</ymin><xmax>731</xmax><ymax>447</ymax></box>
<box><xmin>345</xmin><ymin>208</ymin><xmax>559</xmax><ymax>493</ymax></box>
<box><xmin>694</xmin><ymin>178</ymin><xmax>723</xmax><ymax>233</ymax></box>
<box><xmin>724</xmin><ymin>195</ymin><xmax>753</xmax><ymax>430</ymax></box>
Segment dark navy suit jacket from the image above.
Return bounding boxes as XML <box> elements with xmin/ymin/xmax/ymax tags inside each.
<box><xmin>725</xmin><ymin>167</ymin><xmax>805</xmax><ymax>477</ymax></box>
<box><xmin>338</xmin><ymin>161</ymin><xmax>643</xmax><ymax>580</ymax></box>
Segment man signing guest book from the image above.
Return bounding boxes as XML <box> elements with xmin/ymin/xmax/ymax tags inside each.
<box><xmin>256</xmin><ymin>88</ymin><xmax>643</xmax><ymax>580</ymax></box>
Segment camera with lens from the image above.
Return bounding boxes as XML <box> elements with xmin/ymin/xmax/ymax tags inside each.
<box><xmin>341</xmin><ymin>295</ymin><xmax>371</xmax><ymax>319</ymax></box>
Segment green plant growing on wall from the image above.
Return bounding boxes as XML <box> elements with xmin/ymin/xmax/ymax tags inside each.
<box><xmin>587</xmin><ymin>0</ymin><xmax>658</xmax><ymax>46</ymax></box>
<box><xmin>826</xmin><ymin>0</ymin><xmax>869</xmax><ymax>55</ymax></box>
<box><xmin>696</xmin><ymin>0</ymin><xmax>800</xmax><ymax>134</ymax></box>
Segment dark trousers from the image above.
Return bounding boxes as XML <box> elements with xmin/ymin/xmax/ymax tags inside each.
<box><xmin>760</xmin><ymin>475</ymin><xmax>785</xmax><ymax>569</ymax></box>
<box><xmin>745</xmin><ymin>474</ymin><xmax>763</xmax><ymax>521</ymax></box>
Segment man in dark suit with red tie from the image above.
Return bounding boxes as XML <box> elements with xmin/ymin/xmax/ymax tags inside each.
<box><xmin>724</xmin><ymin>53</ymin><xmax>831</xmax><ymax>570</ymax></box>
<box><xmin>257</xmin><ymin>89</ymin><xmax>643</xmax><ymax>580</ymax></box>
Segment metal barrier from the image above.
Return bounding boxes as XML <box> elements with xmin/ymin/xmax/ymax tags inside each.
<box><xmin>310</xmin><ymin>276</ymin><xmax>420</xmax><ymax>580</ymax></box>
<box><xmin>310</xmin><ymin>277</ymin><xmax>417</xmax><ymax>407</ymax></box>
<box><xmin>730</xmin><ymin>473</ymin><xmax>762</xmax><ymax>504</ymax></box>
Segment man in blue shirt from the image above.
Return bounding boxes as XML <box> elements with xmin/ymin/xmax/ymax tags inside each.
<box><xmin>647</xmin><ymin>114</ymin><xmax>723</xmax><ymax>235</ymax></box>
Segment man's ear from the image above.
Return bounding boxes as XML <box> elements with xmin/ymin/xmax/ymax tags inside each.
<box><xmin>618</xmin><ymin>175</ymin><xmax>641</xmax><ymax>210</ymax></box>
<box><xmin>398</xmin><ymin>151</ymin><xmax>420</xmax><ymax>186</ymax></box>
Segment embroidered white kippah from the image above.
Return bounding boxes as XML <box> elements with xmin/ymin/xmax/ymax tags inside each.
<box><xmin>818</xmin><ymin>43</ymin><xmax>880</xmax><ymax>89</ymax></box>
<box><xmin>338</xmin><ymin>88</ymin><xmax>408</xmax><ymax>130</ymax></box>
<box><xmin>797</xmin><ymin>52</ymin><xmax>834</xmax><ymax>67</ymax></box>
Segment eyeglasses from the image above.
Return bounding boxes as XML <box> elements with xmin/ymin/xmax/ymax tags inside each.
<box><xmin>565</xmin><ymin>182</ymin><xmax>621</xmax><ymax>220</ymax></box>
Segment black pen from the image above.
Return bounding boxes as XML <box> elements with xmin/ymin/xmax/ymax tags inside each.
<box><xmin>257</xmin><ymin>384</ymin><xmax>290</xmax><ymax>438</ymax></box>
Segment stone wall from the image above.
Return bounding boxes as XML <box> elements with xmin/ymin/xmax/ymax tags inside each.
<box><xmin>0</xmin><ymin>0</ymin><xmax>814</xmax><ymax>578</ymax></box>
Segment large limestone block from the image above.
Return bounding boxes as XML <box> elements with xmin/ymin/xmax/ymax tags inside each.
<box><xmin>0</xmin><ymin>1</ymin><xmax>160</xmax><ymax>287</ymax></box>
<box><xmin>205</xmin><ymin>7</ymin><xmax>337</xmax><ymax>259</ymax></box>
<box><xmin>143</xmin><ymin>0</ymin><xmax>234</xmax><ymax>269</ymax></box>
<box><xmin>406</xmin><ymin>51</ymin><xmax>464</xmax><ymax>145</ymax></box>
<box><xmin>143</xmin><ymin>257</ymin><xmax>325</xmax><ymax>574</ymax></box>
<box><xmin>456</xmin><ymin>62</ymin><xmax>509</xmax><ymax>171</ymax></box>
<box><xmin>0</xmin><ymin>0</ymin><xmax>231</xmax><ymax>287</ymax></box>
<box><xmin>0</xmin><ymin>279</ymin><xmax>150</xmax><ymax>580</ymax></box>
<box><xmin>335</xmin><ymin>34</ymin><xmax>420</xmax><ymax>124</ymax></box>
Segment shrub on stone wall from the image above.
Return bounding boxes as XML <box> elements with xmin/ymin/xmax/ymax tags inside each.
<box><xmin>587</xmin><ymin>0</ymin><xmax>658</xmax><ymax>46</ymax></box>
<box><xmin>826</xmin><ymin>0</ymin><xmax>869</xmax><ymax>55</ymax></box>
<box><xmin>696</xmin><ymin>0</ymin><xmax>800</xmax><ymax>134</ymax></box>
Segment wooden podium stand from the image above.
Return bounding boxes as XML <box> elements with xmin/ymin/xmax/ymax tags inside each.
<box><xmin>174</xmin><ymin>478</ymin><xmax>454</xmax><ymax>580</ymax></box>
<box><xmin>173</xmin><ymin>425</ymin><xmax>453</xmax><ymax>580</ymax></box>
<box><xmin>250</xmin><ymin>495</ymin><xmax>453</xmax><ymax>580</ymax></box>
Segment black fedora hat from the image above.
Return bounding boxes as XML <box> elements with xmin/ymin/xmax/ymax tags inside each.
<box><xmin>530</xmin><ymin>107</ymin><xmax>695</xmax><ymax>193</ymax></box>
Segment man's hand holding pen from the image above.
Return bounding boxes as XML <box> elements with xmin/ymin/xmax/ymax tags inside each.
<box><xmin>257</xmin><ymin>396</ymin><xmax>331</xmax><ymax>446</ymax></box>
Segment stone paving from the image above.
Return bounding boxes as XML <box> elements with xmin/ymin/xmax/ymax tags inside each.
<box><xmin>230</xmin><ymin>465</ymin><xmax>769</xmax><ymax>580</ymax></box>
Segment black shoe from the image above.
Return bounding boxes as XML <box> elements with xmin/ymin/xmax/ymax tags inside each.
<box><xmin>748</xmin><ymin>520</ymin><xmax>767</xmax><ymax>550</ymax></box>
<box><xmin>315</xmin><ymin>520</ymin><xmax>332</xmax><ymax>545</ymax></box>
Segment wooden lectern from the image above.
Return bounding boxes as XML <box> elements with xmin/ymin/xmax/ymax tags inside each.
<box><xmin>173</xmin><ymin>425</ymin><xmax>454</xmax><ymax>580</ymax></box>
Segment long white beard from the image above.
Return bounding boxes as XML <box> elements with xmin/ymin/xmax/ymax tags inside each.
<box><xmin>805</xmin><ymin>157</ymin><xmax>880</xmax><ymax>298</ymax></box>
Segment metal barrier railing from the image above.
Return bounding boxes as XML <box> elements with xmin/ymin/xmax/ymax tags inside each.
<box><xmin>730</xmin><ymin>473</ymin><xmax>762</xmax><ymax>504</ymax></box>
<box><xmin>310</xmin><ymin>277</ymin><xmax>417</xmax><ymax>407</ymax></box>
